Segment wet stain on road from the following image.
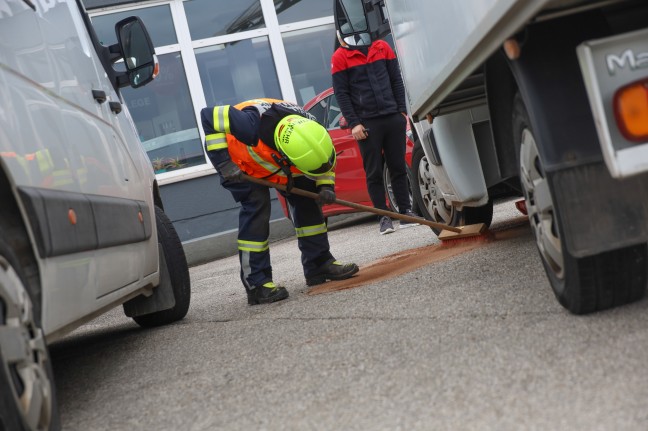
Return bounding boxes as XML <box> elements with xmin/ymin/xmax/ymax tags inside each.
<box><xmin>308</xmin><ymin>217</ymin><xmax>531</xmax><ymax>296</ymax></box>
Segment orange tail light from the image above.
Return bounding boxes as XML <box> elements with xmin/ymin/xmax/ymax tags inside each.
<box><xmin>613</xmin><ymin>79</ymin><xmax>648</xmax><ymax>142</ymax></box>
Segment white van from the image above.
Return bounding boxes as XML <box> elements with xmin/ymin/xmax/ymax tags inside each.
<box><xmin>0</xmin><ymin>1</ymin><xmax>191</xmax><ymax>429</ymax></box>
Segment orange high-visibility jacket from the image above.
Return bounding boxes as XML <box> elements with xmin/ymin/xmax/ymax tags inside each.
<box><xmin>203</xmin><ymin>98</ymin><xmax>334</xmax><ymax>187</ymax></box>
<box><xmin>227</xmin><ymin>99</ymin><xmax>301</xmax><ymax>185</ymax></box>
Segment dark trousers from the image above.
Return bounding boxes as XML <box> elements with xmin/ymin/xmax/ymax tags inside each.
<box><xmin>357</xmin><ymin>113</ymin><xmax>410</xmax><ymax>212</ymax></box>
<box><xmin>220</xmin><ymin>175</ymin><xmax>333</xmax><ymax>290</ymax></box>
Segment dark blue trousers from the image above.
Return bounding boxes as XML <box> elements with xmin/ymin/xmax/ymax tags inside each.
<box><xmin>220</xmin><ymin>175</ymin><xmax>333</xmax><ymax>290</ymax></box>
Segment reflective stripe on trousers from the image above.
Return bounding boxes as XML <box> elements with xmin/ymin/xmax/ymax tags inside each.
<box><xmin>218</xmin><ymin>174</ymin><xmax>334</xmax><ymax>289</ymax></box>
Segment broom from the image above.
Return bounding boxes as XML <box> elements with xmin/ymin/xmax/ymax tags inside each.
<box><xmin>241</xmin><ymin>174</ymin><xmax>487</xmax><ymax>241</ymax></box>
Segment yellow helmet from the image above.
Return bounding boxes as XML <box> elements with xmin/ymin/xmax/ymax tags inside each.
<box><xmin>274</xmin><ymin>115</ymin><xmax>336</xmax><ymax>175</ymax></box>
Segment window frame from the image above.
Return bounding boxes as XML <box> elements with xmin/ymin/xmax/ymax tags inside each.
<box><xmin>89</xmin><ymin>0</ymin><xmax>334</xmax><ymax>185</ymax></box>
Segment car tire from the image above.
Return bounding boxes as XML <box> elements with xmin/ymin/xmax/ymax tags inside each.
<box><xmin>513</xmin><ymin>92</ymin><xmax>646</xmax><ymax>314</ymax></box>
<box><xmin>411</xmin><ymin>139</ymin><xmax>493</xmax><ymax>235</ymax></box>
<box><xmin>132</xmin><ymin>206</ymin><xmax>190</xmax><ymax>327</ymax></box>
<box><xmin>0</xmin><ymin>216</ymin><xmax>60</xmax><ymax>431</ymax></box>
<box><xmin>383</xmin><ymin>162</ymin><xmax>416</xmax><ymax>214</ymax></box>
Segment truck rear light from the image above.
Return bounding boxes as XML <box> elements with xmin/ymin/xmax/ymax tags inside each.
<box><xmin>613</xmin><ymin>79</ymin><xmax>648</xmax><ymax>142</ymax></box>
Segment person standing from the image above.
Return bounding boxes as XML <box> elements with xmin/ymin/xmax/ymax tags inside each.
<box><xmin>331</xmin><ymin>34</ymin><xmax>418</xmax><ymax>235</ymax></box>
<box><xmin>201</xmin><ymin>98</ymin><xmax>359</xmax><ymax>305</ymax></box>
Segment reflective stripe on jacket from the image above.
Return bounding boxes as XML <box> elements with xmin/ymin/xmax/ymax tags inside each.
<box><xmin>213</xmin><ymin>99</ymin><xmax>303</xmax><ymax>185</ymax></box>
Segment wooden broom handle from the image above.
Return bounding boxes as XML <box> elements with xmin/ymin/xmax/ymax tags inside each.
<box><xmin>241</xmin><ymin>174</ymin><xmax>462</xmax><ymax>233</ymax></box>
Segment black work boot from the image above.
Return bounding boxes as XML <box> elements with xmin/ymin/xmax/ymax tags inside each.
<box><xmin>247</xmin><ymin>282</ymin><xmax>289</xmax><ymax>305</ymax></box>
<box><xmin>306</xmin><ymin>260</ymin><xmax>359</xmax><ymax>286</ymax></box>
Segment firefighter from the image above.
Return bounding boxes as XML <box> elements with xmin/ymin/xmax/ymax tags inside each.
<box><xmin>201</xmin><ymin>98</ymin><xmax>359</xmax><ymax>305</ymax></box>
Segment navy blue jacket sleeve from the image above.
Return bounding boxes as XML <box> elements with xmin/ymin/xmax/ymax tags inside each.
<box><xmin>201</xmin><ymin>105</ymin><xmax>262</xmax><ymax>166</ymax></box>
<box><xmin>200</xmin><ymin>107</ymin><xmax>229</xmax><ymax>166</ymax></box>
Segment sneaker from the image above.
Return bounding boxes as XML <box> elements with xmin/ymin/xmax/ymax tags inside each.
<box><xmin>379</xmin><ymin>216</ymin><xmax>395</xmax><ymax>235</ymax></box>
<box><xmin>247</xmin><ymin>282</ymin><xmax>289</xmax><ymax>305</ymax></box>
<box><xmin>306</xmin><ymin>260</ymin><xmax>359</xmax><ymax>286</ymax></box>
<box><xmin>399</xmin><ymin>209</ymin><xmax>421</xmax><ymax>229</ymax></box>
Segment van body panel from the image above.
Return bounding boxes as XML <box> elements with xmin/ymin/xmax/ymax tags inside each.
<box><xmin>0</xmin><ymin>0</ymin><xmax>159</xmax><ymax>334</ymax></box>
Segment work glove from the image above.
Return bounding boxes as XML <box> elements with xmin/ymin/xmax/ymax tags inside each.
<box><xmin>318</xmin><ymin>185</ymin><xmax>336</xmax><ymax>205</ymax></box>
<box><xmin>216</xmin><ymin>159</ymin><xmax>242</xmax><ymax>183</ymax></box>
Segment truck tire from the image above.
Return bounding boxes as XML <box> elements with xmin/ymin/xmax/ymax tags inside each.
<box><xmin>0</xmin><ymin>221</ymin><xmax>60</xmax><ymax>431</ymax></box>
<box><xmin>132</xmin><ymin>206</ymin><xmax>190</xmax><ymax>327</ymax></box>
<box><xmin>513</xmin><ymin>93</ymin><xmax>646</xmax><ymax>314</ymax></box>
<box><xmin>383</xmin><ymin>163</ymin><xmax>417</xmax><ymax>214</ymax></box>
<box><xmin>411</xmin><ymin>140</ymin><xmax>493</xmax><ymax>235</ymax></box>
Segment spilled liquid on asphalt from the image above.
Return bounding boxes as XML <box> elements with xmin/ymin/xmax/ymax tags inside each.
<box><xmin>308</xmin><ymin>217</ymin><xmax>531</xmax><ymax>296</ymax></box>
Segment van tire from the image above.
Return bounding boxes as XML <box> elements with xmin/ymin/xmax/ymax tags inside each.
<box><xmin>132</xmin><ymin>206</ymin><xmax>190</xmax><ymax>327</ymax></box>
<box><xmin>411</xmin><ymin>140</ymin><xmax>492</xmax><ymax>235</ymax></box>
<box><xmin>0</xmin><ymin>218</ymin><xmax>60</xmax><ymax>431</ymax></box>
<box><xmin>513</xmin><ymin>92</ymin><xmax>646</xmax><ymax>314</ymax></box>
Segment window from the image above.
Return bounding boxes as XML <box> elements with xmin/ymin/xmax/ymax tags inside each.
<box><xmin>274</xmin><ymin>0</ymin><xmax>333</xmax><ymax>25</ymax></box>
<box><xmin>121</xmin><ymin>53</ymin><xmax>204</xmax><ymax>173</ymax></box>
<box><xmin>91</xmin><ymin>5</ymin><xmax>177</xmax><ymax>47</ymax></box>
<box><xmin>282</xmin><ymin>25</ymin><xmax>335</xmax><ymax>106</ymax></box>
<box><xmin>306</xmin><ymin>97</ymin><xmax>328</xmax><ymax>127</ymax></box>
<box><xmin>90</xmin><ymin>0</ymin><xmax>339</xmax><ymax>180</ymax></box>
<box><xmin>196</xmin><ymin>37</ymin><xmax>281</xmax><ymax>107</ymax></box>
<box><xmin>184</xmin><ymin>0</ymin><xmax>265</xmax><ymax>40</ymax></box>
<box><xmin>327</xmin><ymin>94</ymin><xmax>344</xmax><ymax>129</ymax></box>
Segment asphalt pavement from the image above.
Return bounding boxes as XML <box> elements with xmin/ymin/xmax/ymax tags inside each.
<box><xmin>50</xmin><ymin>198</ymin><xmax>648</xmax><ymax>430</ymax></box>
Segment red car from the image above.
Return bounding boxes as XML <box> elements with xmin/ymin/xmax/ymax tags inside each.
<box><xmin>277</xmin><ymin>88</ymin><xmax>416</xmax><ymax>220</ymax></box>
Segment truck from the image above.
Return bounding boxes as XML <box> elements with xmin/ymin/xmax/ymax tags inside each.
<box><xmin>0</xmin><ymin>1</ymin><xmax>191</xmax><ymax>429</ymax></box>
<box><xmin>333</xmin><ymin>0</ymin><xmax>648</xmax><ymax>315</ymax></box>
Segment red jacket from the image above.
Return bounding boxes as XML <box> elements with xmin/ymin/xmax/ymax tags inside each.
<box><xmin>331</xmin><ymin>39</ymin><xmax>406</xmax><ymax>128</ymax></box>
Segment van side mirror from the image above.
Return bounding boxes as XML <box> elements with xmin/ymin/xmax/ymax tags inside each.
<box><xmin>113</xmin><ymin>17</ymin><xmax>158</xmax><ymax>88</ymax></box>
<box><xmin>334</xmin><ymin>0</ymin><xmax>391</xmax><ymax>45</ymax></box>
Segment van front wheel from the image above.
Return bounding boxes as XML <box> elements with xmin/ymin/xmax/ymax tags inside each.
<box><xmin>131</xmin><ymin>206</ymin><xmax>190</xmax><ymax>327</ymax></box>
<box><xmin>0</xmin><ymin>226</ymin><xmax>59</xmax><ymax>430</ymax></box>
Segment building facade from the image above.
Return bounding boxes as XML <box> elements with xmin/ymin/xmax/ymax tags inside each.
<box><xmin>84</xmin><ymin>0</ymin><xmax>336</xmax><ymax>255</ymax></box>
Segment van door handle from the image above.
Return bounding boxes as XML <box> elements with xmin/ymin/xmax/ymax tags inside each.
<box><xmin>92</xmin><ymin>90</ymin><xmax>107</xmax><ymax>103</ymax></box>
<box><xmin>109</xmin><ymin>101</ymin><xmax>122</xmax><ymax>115</ymax></box>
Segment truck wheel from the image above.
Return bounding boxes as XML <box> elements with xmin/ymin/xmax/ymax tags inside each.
<box><xmin>383</xmin><ymin>163</ymin><xmax>417</xmax><ymax>214</ymax></box>
<box><xmin>0</xmin><ymin>228</ymin><xmax>59</xmax><ymax>430</ymax></box>
<box><xmin>513</xmin><ymin>93</ymin><xmax>646</xmax><ymax>314</ymax></box>
<box><xmin>132</xmin><ymin>206</ymin><xmax>190</xmax><ymax>327</ymax></box>
<box><xmin>411</xmin><ymin>140</ymin><xmax>493</xmax><ymax>235</ymax></box>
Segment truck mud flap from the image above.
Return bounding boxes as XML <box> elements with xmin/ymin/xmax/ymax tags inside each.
<box><xmin>551</xmin><ymin>162</ymin><xmax>648</xmax><ymax>258</ymax></box>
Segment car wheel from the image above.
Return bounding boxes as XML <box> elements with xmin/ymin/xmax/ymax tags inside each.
<box><xmin>383</xmin><ymin>163</ymin><xmax>415</xmax><ymax>213</ymax></box>
<box><xmin>411</xmin><ymin>140</ymin><xmax>493</xmax><ymax>235</ymax></box>
<box><xmin>0</xmin><ymin>218</ymin><xmax>59</xmax><ymax>431</ymax></box>
<box><xmin>132</xmin><ymin>206</ymin><xmax>190</xmax><ymax>327</ymax></box>
<box><xmin>513</xmin><ymin>92</ymin><xmax>645</xmax><ymax>314</ymax></box>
